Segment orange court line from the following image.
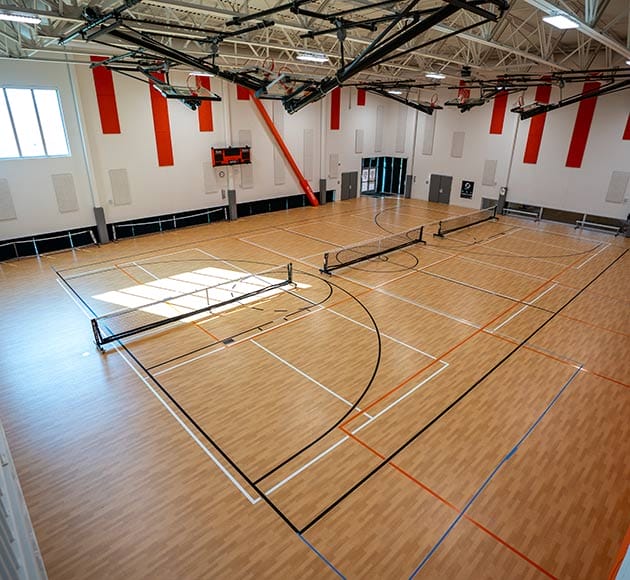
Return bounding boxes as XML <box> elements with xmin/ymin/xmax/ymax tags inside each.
<box><xmin>340</xmin><ymin>427</ymin><xmax>557</xmax><ymax>579</ymax></box>
<box><xmin>341</xmin><ymin>248</ymin><xmax>589</xmax><ymax>428</ymax></box>
<box><xmin>580</xmin><ymin>368</ymin><xmax>630</xmax><ymax>389</ymax></box>
<box><xmin>484</xmin><ymin>330</ymin><xmax>584</xmax><ymax>369</ymax></box>
<box><xmin>558</xmin><ymin>313</ymin><xmax>630</xmax><ymax>338</ymax></box>
<box><xmin>608</xmin><ymin>524</ymin><xmax>630</xmax><ymax>580</ymax></box>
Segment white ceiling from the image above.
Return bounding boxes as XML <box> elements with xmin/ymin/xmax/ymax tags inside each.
<box><xmin>0</xmin><ymin>1</ymin><xmax>628</xmax><ymax>86</ymax></box>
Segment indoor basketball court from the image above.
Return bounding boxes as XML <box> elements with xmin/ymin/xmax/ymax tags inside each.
<box><xmin>1</xmin><ymin>1</ymin><xmax>629</xmax><ymax>579</ymax></box>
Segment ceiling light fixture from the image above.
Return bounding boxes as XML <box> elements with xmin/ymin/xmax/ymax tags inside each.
<box><xmin>626</xmin><ymin>59</ymin><xmax>630</xmax><ymax>65</ymax></box>
<box><xmin>542</xmin><ymin>14</ymin><xmax>579</xmax><ymax>30</ymax></box>
<box><xmin>295</xmin><ymin>51</ymin><xmax>329</xmax><ymax>63</ymax></box>
<box><xmin>189</xmin><ymin>71</ymin><xmax>214</xmax><ymax>77</ymax></box>
<box><xmin>425</xmin><ymin>72</ymin><xmax>446</xmax><ymax>80</ymax></box>
<box><xmin>387</xmin><ymin>89</ymin><xmax>403</xmax><ymax>95</ymax></box>
<box><xmin>0</xmin><ymin>11</ymin><xmax>41</xmax><ymax>24</ymax></box>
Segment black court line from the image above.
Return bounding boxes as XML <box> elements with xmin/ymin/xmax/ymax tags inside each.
<box><xmin>416</xmin><ymin>270</ymin><xmax>557</xmax><ymax>315</ymax></box>
<box><xmin>58</xmin><ymin>244</ymin><xmax>627</xmax><ymax>538</ymax></box>
<box><xmin>252</xmin><ymin>274</ymin><xmax>382</xmax><ymax>484</ymax></box>
<box><xmin>56</xmin><ymin>268</ymin><xmax>300</xmax><ymax>532</ymax></box>
<box><xmin>297</xmin><ymin>248</ymin><xmax>628</xmax><ymax>534</ymax></box>
<box><xmin>57</xmin><ymin>267</ymin><xmax>382</xmax><ymax>536</ymax></box>
<box><xmin>147</xmin><ymin>300</ymin><xmax>332</xmax><ymax>371</ymax></box>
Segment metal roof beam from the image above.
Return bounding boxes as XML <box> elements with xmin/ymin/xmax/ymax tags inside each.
<box><xmin>522</xmin><ymin>0</ymin><xmax>630</xmax><ymax>60</ymax></box>
<box><xmin>432</xmin><ymin>23</ymin><xmax>570</xmax><ymax>69</ymax></box>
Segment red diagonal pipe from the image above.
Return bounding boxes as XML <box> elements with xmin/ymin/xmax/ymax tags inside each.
<box><xmin>249</xmin><ymin>91</ymin><xmax>319</xmax><ymax>207</ymax></box>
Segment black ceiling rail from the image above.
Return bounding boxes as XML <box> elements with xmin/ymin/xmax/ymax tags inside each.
<box><xmin>366</xmin><ymin>88</ymin><xmax>443</xmax><ymax>115</ymax></box>
<box><xmin>283</xmin><ymin>0</ymin><xmax>508</xmax><ymax>113</ymax></box>
<box><xmin>374</xmin><ymin>16</ymin><xmax>494</xmax><ymax>68</ymax></box>
<box><xmin>299</xmin><ymin>8</ymin><xmax>444</xmax><ymax>39</ymax></box>
<box><xmin>512</xmin><ymin>79</ymin><xmax>630</xmax><ymax>119</ymax></box>
<box><xmin>59</xmin><ymin>0</ymin><xmax>143</xmax><ymax>45</ymax></box>
<box><xmin>227</xmin><ymin>0</ymin><xmax>312</xmax><ymax>26</ymax></box>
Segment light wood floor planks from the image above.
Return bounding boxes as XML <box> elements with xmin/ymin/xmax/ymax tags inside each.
<box><xmin>0</xmin><ymin>198</ymin><xmax>628</xmax><ymax>579</ymax></box>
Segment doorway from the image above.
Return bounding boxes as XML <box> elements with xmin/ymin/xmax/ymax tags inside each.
<box><xmin>428</xmin><ymin>174</ymin><xmax>452</xmax><ymax>204</ymax></box>
<box><xmin>340</xmin><ymin>172</ymin><xmax>359</xmax><ymax>200</ymax></box>
<box><xmin>361</xmin><ymin>157</ymin><xmax>408</xmax><ymax>196</ymax></box>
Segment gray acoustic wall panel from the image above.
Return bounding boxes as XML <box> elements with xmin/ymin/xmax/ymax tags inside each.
<box><xmin>482</xmin><ymin>159</ymin><xmax>498</xmax><ymax>186</ymax></box>
<box><xmin>451</xmin><ymin>131</ymin><xmax>465</xmax><ymax>158</ymax></box>
<box><xmin>52</xmin><ymin>173</ymin><xmax>79</xmax><ymax>213</ymax></box>
<box><xmin>605</xmin><ymin>171</ymin><xmax>630</xmax><ymax>203</ymax></box>
<box><xmin>109</xmin><ymin>168</ymin><xmax>132</xmax><ymax>206</ymax></box>
<box><xmin>0</xmin><ymin>178</ymin><xmax>17</xmax><ymax>221</ymax></box>
<box><xmin>238</xmin><ymin>129</ymin><xmax>254</xmax><ymax>189</ymax></box>
<box><xmin>375</xmin><ymin>105</ymin><xmax>384</xmax><ymax>152</ymax></box>
<box><xmin>395</xmin><ymin>106</ymin><xmax>407</xmax><ymax>153</ymax></box>
<box><xmin>329</xmin><ymin>153</ymin><xmax>339</xmax><ymax>179</ymax></box>
<box><xmin>203</xmin><ymin>161</ymin><xmax>219</xmax><ymax>194</ymax></box>
<box><xmin>303</xmin><ymin>128</ymin><xmax>314</xmax><ymax>181</ymax></box>
<box><xmin>421</xmin><ymin>113</ymin><xmax>436</xmax><ymax>156</ymax></box>
<box><xmin>355</xmin><ymin>129</ymin><xmax>364</xmax><ymax>154</ymax></box>
<box><xmin>272</xmin><ymin>102</ymin><xmax>286</xmax><ymax>185</ymax></box>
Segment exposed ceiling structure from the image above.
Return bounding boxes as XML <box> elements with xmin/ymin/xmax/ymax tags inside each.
<box><xmin>0</xmin><ymin>0</ymin><xmax>628</xmax><ymax>114</ymax></box>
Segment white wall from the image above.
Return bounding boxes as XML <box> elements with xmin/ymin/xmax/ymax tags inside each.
<box><xmin>509</xmin><ymin>88</ymin><xmax>630</xmax><ymax>217</ymax></box>
<box><xmin>324</xmin><ymin>88</ymin><xmax>417</xmax><ymax>194</ymax></box>
<box><xmin>0</xmin><ymin>60</ymin><xmax>96</xmax><ymax>240</ymax></box>
<box><xmin>2</xmin><ymin>59</ymin><xmax>629</xmax><ymax>242</ymax></box>
<box><xmin>410</xmin><ymin>86</ymin><xmax>630</xmax><ymax>218</ymax></box>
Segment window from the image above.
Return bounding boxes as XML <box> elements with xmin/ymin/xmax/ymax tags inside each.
<box><xmin>0</xmin><ymin>87</ymin><xmax>70</xmax><ymax>159</ymax></box>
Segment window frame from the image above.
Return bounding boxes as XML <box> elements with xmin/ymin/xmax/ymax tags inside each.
<box><xmin>0</xmin><ymin>85</ymin><xmax>71</xmax><ymax>160</ymax></box>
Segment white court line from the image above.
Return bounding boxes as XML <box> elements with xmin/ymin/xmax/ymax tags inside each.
<box><xmin>56</xmin><ymin>279</ymin><xmax>261</xmax><ymax>505</ymax></box>
<box><xmin>252</xmin><ymin>340</ymin><xmax>373</xmax><ymax>419</ymax></box>
<box><xmin>458</xmin><ymin>255</ymin><xmax>549</xmax><ymax>282</ymax></box>
<box><xmin>238</xmin><ymin>237</ymin><xmax>317</xmax><ymax>268</ymax></box>
<box><xmin>265</xmin><ymin>436</ymin><xmax>349</xmax><ymax>495</ymax></box>
<box><xmin>351</xmin><ymin>362</ymin><xmax>449</xmax><ymax>435</ymax></box>
<box><xmin>317</xmin><ymin>220</ymin><xmax>390</xmax><ymax>238</ymax></box>
<box><xmin>509</xmin><ymin>231</ymin><xmax>602</xmax><ymax>252</ymax></box>
<box><xmin>151</xmin><ymin>345</ymin><xmax>226</xmax><ymax>376</ymax></box>
<box><xmin>206</xmin><ymin>246</ymin><xmax>439</xmax><ymax>362</ymax></box>
<box><xmin>263</xmin><ymin>361</ymin><xmax>449</xmax><ymax>496</ymax></box>
<box><xmin>153</xmin><ymin>305</ymin><xmax>324</xmax><ymax>376</ymax></box>
<box><xmin>62</xmin><ymin>247</ymin><xmax>198</xmax><ymax>280</ymax></box>
<box><xmin>280</xmin><ymin>227</ymin><xmax>347</xmax><ymax>248</ymax></box>
<box><xmin>491</xmin><ymin>284</ymin><xmax>557</xmax><ymax>333</ymax></box>
<box><xmin>575</xmin><ymin>243</ymin><xmax>610</xmax><ymax>269</ymax></box>
<box><xmin>376</xmin><ymin>287</ymin><xmax>481</xmax><ymax>329</ymax></box>
<box><xmin>419</xmin><ymin>270</ymin><xmax>527</xmax><ymax>304</ymax></box>
<box><xmin>326</xmin><ymin>308</ymin><xmax>437</xmax><ymax>360</ymax></box>
<box><xmin>133</xmin><ymin>262</ymin><xmax>159</xmax><ymax>280</ymax></box>
<box><xmin>193</xmin><ymin>247</ymin><xmax>318</xmax><ymax>307</ymax></box>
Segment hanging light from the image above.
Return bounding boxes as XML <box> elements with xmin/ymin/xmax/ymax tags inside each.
<box><xmin>0</xmin><ymin>11</ymin><xmax>41</xmax><ymax>24</ymax></box>
<box><xmin>542</xmin><ymin>14</ymin><xmax>579</xmax><ymax>29</ymax></box>
<box><xmin>425</xmin><ymin>72</ymin><xmax>446</xmax><ymax>80</ymax></box>
<box><xmin>296</xmin><ymin>52</ymin><xmax>329</xmax><ymax>63</ymax></box>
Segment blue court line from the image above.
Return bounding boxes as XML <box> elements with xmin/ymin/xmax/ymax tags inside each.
<box><xmin>299</xmin><ymin>534</ymin><xmax>346</xmax><ymax>579</ymax></box>
<box><xmin>408</xmin><ymin>365</ymin><xmax>583</xmax><ymax>579</ymax></box>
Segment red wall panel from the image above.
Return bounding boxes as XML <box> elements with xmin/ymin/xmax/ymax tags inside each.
<box><xmin>196</xmin><ymin>77</ymin><xmax>214</xmax><ymax>132</ymax></box>
<box><xmin>523</xmin><ymin>84</ymin><xmax>552</xmax><ymax>164</ymax></box>
<box><xmin>236</xmin><ymin>84</ymin><xmax>250</xmax><ymax>100</ymax></box>
<box><xmin>330</xmin><ymin>87</ymin><xmax>341</xmax><ymax>130</ymax></box>
<box><xmin>623</xmin><ymin>113</ymin><xmax>630</xmax><ymax>140</ymax></box>
<box><xmin>489</xmin><ymin>91</ymin><xmax>508</xmax><ymax>135</ymax></box>
<box><xmin>149</xmin><ymin>72</ymin><xmax>174</xmax><ymax>167</ymax></box>
<box><xmin>89</xmin><ymin>56</ymin><xmax>121</xmax><ymax>134</ymax></box>
<box><xmin>565</xmin><ymin>81</ymin><xmax>600</xmax><ymax>168</ymax></box>
<box><xmin>357</xmin><ymin>88</ymin><xmax>366</xmax><ymax>107</ymax></box>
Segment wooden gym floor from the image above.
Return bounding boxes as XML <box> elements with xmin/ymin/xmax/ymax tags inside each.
<box><xmin>0</xmin><ymin>197</ymin><xmax>628</xmax><ymax>579</ymax></box>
